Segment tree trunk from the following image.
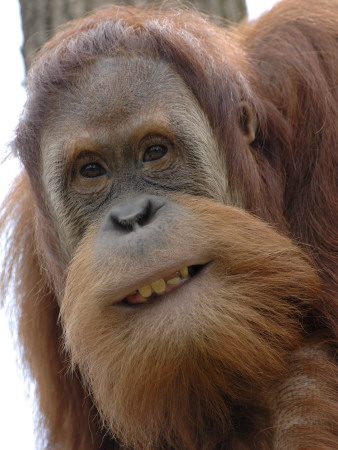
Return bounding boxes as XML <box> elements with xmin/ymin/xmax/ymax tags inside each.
<box><xmin>19</xmin><ymin>0</ymin><xmax>247</xmax><ymax>70</ymax></box>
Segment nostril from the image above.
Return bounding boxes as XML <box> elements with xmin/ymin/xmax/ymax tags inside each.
<box><xmin>135</xmin><ymin>202</ymin><xmax>151</xmax><ymax>227</ymax></box>
<box><xmin>111</xmin><ymin>216</ymin><xmax>135</xmax><ymax>232</ymax></box>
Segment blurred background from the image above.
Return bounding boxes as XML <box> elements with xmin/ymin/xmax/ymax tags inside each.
<box><xmin>0</xmin><ymin>1</ymin><xmax>279</xmax><ymax>448</ymax></box>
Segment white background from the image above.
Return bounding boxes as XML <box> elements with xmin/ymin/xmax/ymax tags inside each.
<box><xmin>0</xmin><ymin>1</ymin><xmax>279</xmax><ymax>448</ymax></box>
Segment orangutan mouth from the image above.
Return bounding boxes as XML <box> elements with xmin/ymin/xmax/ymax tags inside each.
<box><xmin>123</xmin><ymin>264</ymin><xmax>206</xmax><ymax>305</ymax></box>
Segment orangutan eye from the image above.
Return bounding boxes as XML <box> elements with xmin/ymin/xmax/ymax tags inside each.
<box><xmin>80</xmin><ymin>163</ymin><xmax>107</xmax><ymax>178</ymax></box>
<box><xmin>143</xmin><ymin>145</ymin><xmax>168</xmax><ymax>162</ymax></box>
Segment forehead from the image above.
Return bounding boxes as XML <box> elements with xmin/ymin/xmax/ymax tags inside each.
<box><xmin>48</xmin><ymin>55</ymin><xmax>198</xmax><ymax>130</ymax></box>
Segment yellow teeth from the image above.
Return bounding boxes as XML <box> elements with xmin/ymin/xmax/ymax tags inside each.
<box><xmin>180</xmin><ymin>267</ymin><xmax>189</xmax><ymax>278</ymax></box>
<box><xmin>151</xmin><ymin>279</ymin><xmax>166</xmax><ymax>294</ymax></box>
<box><xmin>167</xmin><ymin>277</ymin><xmax>181</xmax><ymax>285</ymax></box>
<box><xmin>136</xmin><ymin>266</ymin><xmax>189</xmax><ymax>299</ymax></box>
<box><xmin>138</xmin><ymin>285</ymin><xmax>152</xmax><ymax>298</ymax></box>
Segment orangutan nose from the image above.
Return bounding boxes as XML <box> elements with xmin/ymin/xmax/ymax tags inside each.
<box><xmin>106</xmin><ymin>195</ymin><xmax>166</xmax><ymax>233</ymax></box>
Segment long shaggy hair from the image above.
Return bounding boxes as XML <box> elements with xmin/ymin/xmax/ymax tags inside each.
<box><xmin>1</xmin><ymin>1</ymin><xmax>337</xmax><ymax>449</ymax></box>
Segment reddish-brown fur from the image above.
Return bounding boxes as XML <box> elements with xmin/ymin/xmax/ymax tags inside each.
<box><xmin>1</xmin><ymin>1</ymin><xmax>337</xmax><ymax>449</ymax></box>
